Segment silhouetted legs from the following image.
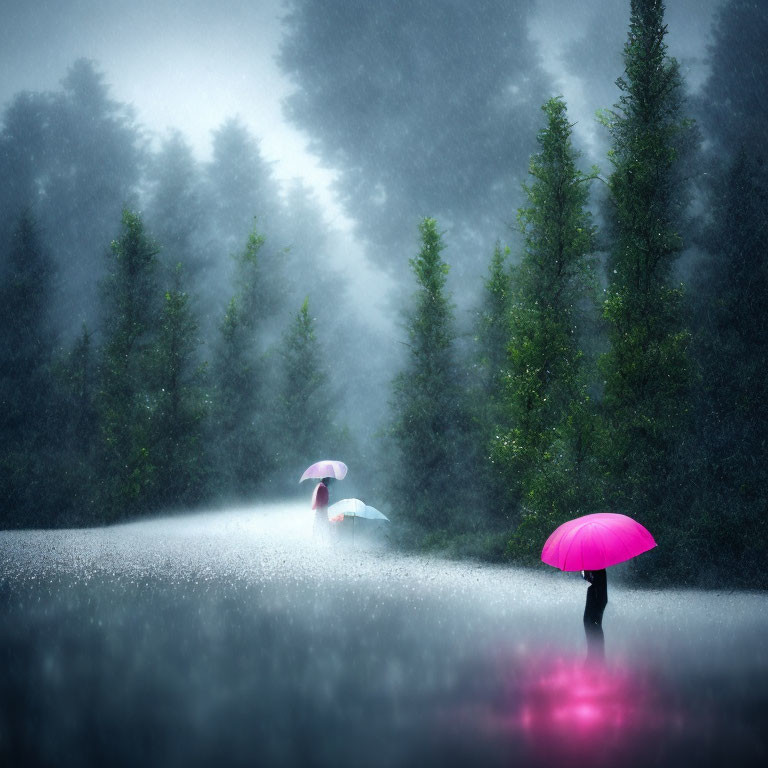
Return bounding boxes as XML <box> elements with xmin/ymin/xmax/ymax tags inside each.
<box><xmin>582</xmin><ymin>569</ymin><xmax>607</xmax><ymax>662</ymax></box>
<box><xmin>584</xmin><ymin>621</ymin><xmax>605</xmax><ymax>662</ymax></box>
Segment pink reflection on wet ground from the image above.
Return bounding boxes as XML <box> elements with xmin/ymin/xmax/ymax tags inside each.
<box><xmin>479</xmin><ymin>651</ymin><xmax>688</xmax><ymax>765</ymax></box>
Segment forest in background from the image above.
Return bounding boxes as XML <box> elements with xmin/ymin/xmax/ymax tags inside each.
<box><xmin>1</xmin><ymin>0</ymin><xmax>766</xmax><ymax>588</ymax></box>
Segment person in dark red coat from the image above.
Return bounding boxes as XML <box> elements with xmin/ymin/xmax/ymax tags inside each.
<box><xmin>312</xmin><ymin>477</ymin><xmax>331</xmax><ymax>539</ymax></box>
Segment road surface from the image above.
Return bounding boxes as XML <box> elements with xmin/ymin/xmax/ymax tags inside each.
<box><xmin>1</xmin><ymin>504</ymin><xmax>766</xmax><ymax>766</ymax></box>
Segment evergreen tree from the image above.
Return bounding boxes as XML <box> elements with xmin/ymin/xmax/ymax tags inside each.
<box><xmin>279</xmin><ymin>179</ymin><xmax>340</xmax><ymax>328</ymax></box>
<box><xmin>0</xmin><ymin>212</ymin><xmax>57</xmax><ymax>525</ymax></box>
<box><xmin>207</xmin><ymin>121</ymin><xmax>289</xmax><ymax>349</ymax></box>
<box><xmin>682</xmin><ymin>0</ymin><xmax>768</xmax><ymax>584</ymax></box>
<box><xmin>148</xmin><ymin>266</ymin><xmax>208</xmax><ymax>508</ymax></box>
<box><xmin>67</xmin><ymin>326</ymin><xmax>98</xmax><ymax>453</ymax></box>
<box><xmin>271</xmin><ymin>298</ymin><xmax>339</xmax><ymax>486</ymax></box>
<box><xmin>0</xmin><ymin>93</ymin><xmax>49</xmax><ymax>249</ymax></box>
<box><xmin>0</xmin><ymin>59</ymin><xmax>143</xmax><ymax>341</ymax></box>
<box><xmin>146</xmin><ymin>132</ymin><xmax>204</xmax><ymax>269</ymax></box>
<box><xmin>390</xmin><ymin>218</ymin><xmax>469</xmax><ymax>533</ymax></box>
<box><xmin>473</xmin><ymin>241</ymin><xmax>513</xmax><ymax>524</ymax></box>
<box><xmin>210</xmin><ymin>227</ymin><xmax>273</xmax><ymax>497</ymax></box>
<box><xmin>145</xmin><ymin>134</ymin><xmax>207</xmax><ymax>274</ymax></box>
<box><xmin>477</xmin><ymin>242</ymin><xmax>512</xmax><ymax>400</ymax></box>
<box><xmin>695</xmin><ymin>0</ymin><xmax>768</xmax><ymax>161</ymax></box>
<box><xmin>599</xmin><ymin>0</ymin><xmax>692</xmax><ymax>545</ymax></box>
<box><xmin>54</xmin><ymin>324</ymin><xmax>99</xmax><ymax>523</ymax></box>
<box><xmin>687</xmin><ymin>153</ymin><xmax>768</xmax><ymax>579</ymax></box>
<box><xmin>97</xmin><ymin>209</ymin><xmax>160</xmax><ymax>518</ymax></box>
<box><xmin>208</xmin><ymin>119</ymin><xmax>281</xmax><ymax>253</ymax></box>
<box><xmin>495</xmin><ymin>97</ymin><xmax>600</xmax><ymax>555</ymax></box>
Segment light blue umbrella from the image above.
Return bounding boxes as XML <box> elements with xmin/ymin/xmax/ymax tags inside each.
<box><xmin>328</xmin><ymin>498</ymin><xmax>388</xmax><ymax>542</ymax></box>
<box><xmin>327</xmin><ymin>498</ymin><xmax>388</xmax><ymax>521</ymax></box>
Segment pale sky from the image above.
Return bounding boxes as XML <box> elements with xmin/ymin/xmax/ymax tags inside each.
<box><xmin>0</xmin><ymin>0</ymin><xmax>351</xmax><ymax>227</ymax></box>
<box><xmin>1</xmin><ymin>0</ymin><xmax>721</xmax><ymax>226</ymax></box>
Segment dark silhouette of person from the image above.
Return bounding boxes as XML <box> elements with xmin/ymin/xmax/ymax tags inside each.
<box><xmin>582</xmin><ymin>569</ymin><xmax>607</xmax><ymax>661</ymax></box>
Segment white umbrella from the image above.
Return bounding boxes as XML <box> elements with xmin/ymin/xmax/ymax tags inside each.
<box><xmin>327</xmin><ymin>498</ymin><xmax>388</xmax><ymax>521</ymax></box>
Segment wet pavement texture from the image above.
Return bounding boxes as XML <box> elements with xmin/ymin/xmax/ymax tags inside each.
<box><xmin>1</xmin><ymin>504</ymin><xmax>767</xmax><ymax>767</ymax></box>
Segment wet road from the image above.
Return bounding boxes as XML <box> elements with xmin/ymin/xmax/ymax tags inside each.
<box><xmin>1</xmin><ymin>504</ymin><xmax>767</xmax><ymax>767</ymax></box>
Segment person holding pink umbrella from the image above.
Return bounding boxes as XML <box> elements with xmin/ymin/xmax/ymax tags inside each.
<box><xmin>311</xmin><ymin>477</ymin><xmax>331</xmax><ymax>539</ymax></box>
<box><xmin>582</xmin><ymin>568</ymin><xmax>608</xmax><ymax>660</ymax></box>
<box><xmin>541</xmin><ymin>512</ymin><xmax>656</xmax><ymax>661</ymax></box>
<box><xmin>300</xmin><ymin>460</ymin><xmax>348</xmax><ymax>541</ymax></box>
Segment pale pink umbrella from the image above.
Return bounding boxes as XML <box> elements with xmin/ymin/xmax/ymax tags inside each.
<box><xmin>299</xmin><ymin>459</ymin><xmax>348</xmax><ymax>483</ymax></box>
<box><xmin>541</xmin><ymin>512</ymin><xmax>656</xmax><ymax>572</ymax></box>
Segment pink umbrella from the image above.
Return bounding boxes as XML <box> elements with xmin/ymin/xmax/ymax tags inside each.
<box><xmin>541</xmin><ymin>512</ymin><xmax>656</xmax><ymax>572</ymax></box>
<box><xmin>299</xmin><ymin>459</ymin><xmax>348</xmax><ymax>483</ymax></box>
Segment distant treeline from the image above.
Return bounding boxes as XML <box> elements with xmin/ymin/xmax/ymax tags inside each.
<box><xmin>0</xmin><ymin>204</ymin><xmax>349</xmax><ymax>522</ymax></box>
<box><xmin>0</xmin><ymin>60</ymin><xmax>352</xmax><ymax>523</ymax></box>
<box><xmin>1</xmin><ymin>0</ymin><xmax>766</xmax><ymax>588</ymax></box>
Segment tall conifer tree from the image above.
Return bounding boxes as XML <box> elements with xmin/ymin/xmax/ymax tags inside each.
<box><xmin>599</xmin><ymin>0</ymin><xmax>692</xmax><ymax>536</ymax></box>
<box><xmin>474</xmin><ymin>242</ymin><xmax>513</xmax><ymax>524</ymax></box>
<box><xmin>390</xmin><ymin>218</ymin><xmax>469</xmax><ymax>532</ymax></box>
<box><xmin>149</xmin><ymin>266</ymin><xmax>208</xmax><ymax>508</ymax></box>
<box><xmin>211</xmin><ymin>227</ymin><xmax>272</xmax><ymax>497</ymax></box>
<box><xmin>496</xmin><ymin>97</ymin><xmax>599</xmax><ymax>553</ymax></box>
<box><xmin>0</xmin><ymin>212</ymin><xmax>57</xmax><ymax>525</ymax></box>
<box><xmin>97</xmin><ymin>209</ymin><xmax>160</xmax><ymax>518</ymax></box>
<box><xmin>689</xmin><ymin>150</ymin><xmax>768</xmax><ymax>578</ymax></box>
<box><xmin>686</xmin><ymin>0</ymin><xmax>768</xmax><ymax>581</ymax></box>
<box><xmin>56</xmin><ymin>325</ymin><xmax>99</xmax><ymax>522</ymax></box>
<box><xmin>271</xmin><ymin>298</ymin><xmax>339</xmax><ymax>486</ymax></box>
<box><xmin>477</xmin><ymin>242</ymin><xmax>512</xmax><ymax>401</ymax></box>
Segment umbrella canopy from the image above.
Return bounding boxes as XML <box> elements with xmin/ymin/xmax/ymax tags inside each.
<box><xmin>327</xmin><ymin>498</ymin><xmax>388</xmax><ymax>521</ymax></box>
<box><xmin>541</xmin><ymin>512</ymin><xmax>656</xmax><ymax>572</ymax></box>
<box><xmin>299</xmin><ymin>460</ymin><xmax>348</xmax><ymax>483</ymax></box>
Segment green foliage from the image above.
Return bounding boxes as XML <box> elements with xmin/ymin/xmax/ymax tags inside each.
<box><xmin>0</xmin><ymin>8</ymin><xmax>765</xmax><ymax>593</ymax></box>
<box><xmin>477</xmin><ymin>242</ymin><xmax>512</xmax><ymax>395</ymax></box>
<box><xmin>49</xmin><ymin>325</ymin><xmax>100</xmax><ymax>523</ymax></box>
<box><xmin>472</xmin><ymin>242</ymin><xmax>514</xmax><ymax>524</ymax></box>
<box><xmin>97</xmin><ymin>208</ymin><xmax>161</xmax><ymax>518</ymax></box>
<box><xmin>0</xmin><ymin>212</ymin><xmax>58</xmax><ymax>526</ymax></box>
<box><xmin>147</xmin><ymin>265</ymin><xmax>208</xmax><ymax>508</ymax></box>
<box><xmin>419</xmin><ymin>527</ymin><xmax>511</xmax><ymax>562</ymax></box>
<box><xmin>598</xmin><ymin>0</ymin><xmax>693</xmax><ymax>542</ymax></box>
<box><xmin>209</xmin><ymin>225</ymin><xmax>273</xmax><ymax>497</ymax></box>
<box><xmin>494</xmin><ymin>97</ymin><xmax>602</xmax><ymax>552</ymax></box>
<box><xmin>279</xmin><ymin>298</ymin><xmax>324</xmax><ymax>424</ymax></box>
<box><xmin>269</xmin><ymin>297</ymin><xmax>345</xmax><ymax>487</ymax></box>
<box><xmin>684</xmin><ymin>148</ymin><xmax>768</xmax><ymax>585</ymax></box>
<box><xmin>390</xmin><ymin>218</ymin><xmax>471</xmax><ymax>532</ymax></box>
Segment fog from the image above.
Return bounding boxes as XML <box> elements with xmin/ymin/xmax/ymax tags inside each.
<box><xmin>2</xmin><ymin>504</ymin><xmax>767</xmax><ymax>766</ymax></box>
<box><xmin>0</xmin><ymin>0</ymin><xmax>730</xmax><ymax>462</ymax></box>
<box><xmin>0</xmin><ymin>0</ymin><xmax>728</xmax><ymax>452</ymax></box>
<box><xmin>0</xmin><ymin>0</ymin><xmax>722</xmax><ymax>304</ymax></box>
<box><xmin>2</xmin><ymin>1</ymin><xmax>767</xmax><ymax>762</ymax></box>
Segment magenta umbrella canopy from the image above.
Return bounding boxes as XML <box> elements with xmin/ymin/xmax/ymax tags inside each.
<box><xmin>299</xmin><ymin>460</ymin><xmax>348</xmax><ymax>483</ymax></box>
<box><xmin>541</xmin><ymin>512</ymin><xmax>656</xmax><ymax>572</ymax></box>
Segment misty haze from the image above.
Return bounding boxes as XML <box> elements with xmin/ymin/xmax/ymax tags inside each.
<box><xmin>1</xmin><ymin>1</ymin><xmax>766</xmax><ymax>766</ymax></box>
